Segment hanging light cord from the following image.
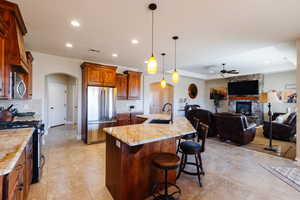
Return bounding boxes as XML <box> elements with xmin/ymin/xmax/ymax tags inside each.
<box><xmin>151</xmin><ymin>11</ymin><xmax>154</xmax><ymax>56</ymax></box>
<box><xmin>162</xmin><ymin>54</ymin><xmax>165</xmax><ymax>79</ymax></box>
<box><xmin>174</xmin><ymin>39</ymin><xmax>177</xmax><ymax>71</ymax></box>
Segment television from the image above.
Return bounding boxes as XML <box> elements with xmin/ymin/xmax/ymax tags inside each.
<box><xmin>228</xmin><ymin>80</ymin><xmax>259</xmax><ymax>95</ymax></box>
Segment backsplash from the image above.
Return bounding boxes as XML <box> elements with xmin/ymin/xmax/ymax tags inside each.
<box><xmin>116</xmin><ymin>100</ymin><xmax>144</xmax><ymax>113</ymax></box>
<box><xmin>0</xmin><ymin>99</ymin><xmax>43</xmax><ymax>116</ymax></box>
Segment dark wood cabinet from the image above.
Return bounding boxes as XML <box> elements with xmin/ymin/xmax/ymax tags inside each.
<box><xmin>0</xmin><ymin>15</ymin><xmax>8</xmax><ymax>98</ymax></box>
<box><xmin>116</xmin><ymin>112</ymin><xmax>145</xmax><ymax>126</ymax></box>
<box><xmin>25</xmin><ymin>52</ymin><xmax>33</xmax><ymax>98</ymax></box>
<box><xmin>0</xmin><ymin>1</ymin><xmax>29</xmax><ymax>99</ymax></box>
<box><xmin>81</xmin><ymin>62</ymin><xmax>117</xmax><ymax>87</ymax></box>
<box><xmin>1</xmin><ymin>137</ymin><xmax>32</xmax><ymax>200</ymax></box>
<box><xmin>0</xmin><ymin>1</ymin><xmax>28</xmax><ymax>73</ymax></box>
<box><xmin>116</xmin><ymin>74</ymin><xmax>128</xmax><ymax>100</ymax></box>
<box><xmin>0</xmin><ymin>176</ymin><xmax>3</xmax><ymax>200</ymax></box>
<box><xmin>124</xmin><ymin>71</ymin><xmax>142</xmax><ymax>100</ymax></box>
<box><xmin>116</xmin><ymin>71</ymin><xmax>142</xmax><ymax>100</ymax></box>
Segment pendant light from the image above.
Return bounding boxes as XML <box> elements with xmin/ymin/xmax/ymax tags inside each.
<box><xmin>172</xmin><ymin>36</ymin><xmax>179</xmax><ymax>83</ymax></box>
<box><xmin>160</xmin><ymin>53</ymin><xmax>167</xmax><ymax>88</ymax></box>
<box><xmin>147</xmin><ymin>3</ymin><xmax>158</xmax><ymax>74</ymax></box>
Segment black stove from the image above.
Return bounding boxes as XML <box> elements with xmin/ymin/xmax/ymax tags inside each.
<box><xmin>0</xmin><ymin>120</ymin><xmax>45</xmax><ymax>184</ymax></box>
<box><xmin>0</xmin><ymin>120</ymin><xmax>41</xmax><ymax>129</ymax></box>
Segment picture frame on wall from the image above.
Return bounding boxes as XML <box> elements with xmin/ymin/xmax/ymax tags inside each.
<box><xmin>210</xmin><ymin>88</ymin><xmax>228</xmax><ymax>100</ymax></box>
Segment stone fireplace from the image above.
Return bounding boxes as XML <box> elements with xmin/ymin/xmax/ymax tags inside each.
<box><xmin>236</xmin><ymin>101</ymin><xmax>252</xmax><ymax>115</ymax></box>
<box><xmin>227</xmin><ymin>74</ymin><xmax>264</xmax><ymax>124</ymax></box>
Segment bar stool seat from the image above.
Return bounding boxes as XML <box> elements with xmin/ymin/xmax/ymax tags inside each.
<box><xmin>153</xmin><ymin>152</ymin><xmax>180</xmax><ymax>170</ymax></box>
<box><xmin>180</xmin><ymin>141</ymin><xmax>202</xmax><ymax>154</ymax></box>
<box><xmin>152</xmin><ymin>152</ymin><xmax>181</xmax><ymax>200</ymax></box>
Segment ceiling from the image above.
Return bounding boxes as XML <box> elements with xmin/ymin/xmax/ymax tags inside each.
<box><xmin>11</xmin><ymin>0</ymin><xmax>300</xmax><ymax>79</ymax></box>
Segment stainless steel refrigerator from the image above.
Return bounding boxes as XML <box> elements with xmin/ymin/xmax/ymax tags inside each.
<box><xmin>87</xmin><ymin>86</ymin><xmax>117</xmax><ymax>144</ymax></box>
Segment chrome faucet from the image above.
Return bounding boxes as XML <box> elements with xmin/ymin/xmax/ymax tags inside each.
<box><xmin>162</xmin><ymin>103</ymin><xmax>174</xmax><ymax>124</ymax></box>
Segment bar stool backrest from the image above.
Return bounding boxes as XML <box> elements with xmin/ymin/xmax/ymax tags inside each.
<box><xmin>195</xmin><ymin>120</ymin><xmax>209</xmax><ymax>152</ymax></box>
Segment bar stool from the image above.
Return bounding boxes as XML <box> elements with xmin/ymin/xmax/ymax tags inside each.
<box><xmin>176</xmin><ymin>117</ymin><xmax>200</xmax><ymax>154</ymax></box>
<box><xmin>177</xmin><ymin>122</ymin><xmax>209</xmax><ymax>187</ymax></box>
<box><xmin>152</xmin><ymin>152</ymin><xmax>181</xmax><ymax>200</ymax></box>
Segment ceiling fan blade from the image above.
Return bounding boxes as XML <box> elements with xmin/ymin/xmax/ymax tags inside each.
<box><xmin>227</xmin><ymin>70</ymin><xmax>239</xmax><ymax>74</ymax></box>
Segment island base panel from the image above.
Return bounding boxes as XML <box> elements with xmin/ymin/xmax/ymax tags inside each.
<box><xmin>106</xmin><ymin>134</ymin><xmax>177</xmax><ymax>200</ymax></box>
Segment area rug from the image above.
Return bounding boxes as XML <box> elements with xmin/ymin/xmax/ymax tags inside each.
<box><xmin>261</xmin><ymin>164</ymin><xmax>300</xmax><ymax>192</ymax></box>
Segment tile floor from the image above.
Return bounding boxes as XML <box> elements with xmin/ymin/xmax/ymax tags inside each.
<box><xmin>28</xmin><ymin>125</ymin><xmax>300</xmax><ymax>200</ymax></box>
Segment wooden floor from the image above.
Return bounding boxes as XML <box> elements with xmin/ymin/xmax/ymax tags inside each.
<box><xmin>28</xmin><ymin>125</ymin><xmax>300</xmax><ymax>200</ymax></box>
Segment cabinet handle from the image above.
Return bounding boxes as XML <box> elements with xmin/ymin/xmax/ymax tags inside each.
<box><xmin>17</xmin><ymin>183</ymin><xmax>24</xmax><ymax>191</ymax></box>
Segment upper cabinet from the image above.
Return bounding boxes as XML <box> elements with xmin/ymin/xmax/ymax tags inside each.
<box><xmin>124</xmin><ymin>71</ymin><xmax>142</xmax><ymax>100</ymax></box>
<box><xmin>0</xmin><ymin>16</ymin><xmax>7</xmax><ymax>98</ymax></box>
<box><xmin>0</xmin><ymin>0</ymin><xmax>28</xmax><ymax>72</ymax></box>
<box><xmin>116</xmin><ymin>71</ymin><xmax>142</xmax><ymax>100</ymax></box>
<box><xmin>116</xmin><ymin>73</ymin><xmax>128</xmax><ymax>100</ymax></box>
<box><xmin>81</xmin><ymin>62</ymin><xmax>117</xmax><ymax>87</ymax></box>
<box><xmin>0</xmin><ymin>1</ymin><xmax>30</xmax><ymax>99</ymax></box>
<box><xmin>26</xmin><ymin>51</ymin><xmax>33</xmax><ymax>98</ymax></box>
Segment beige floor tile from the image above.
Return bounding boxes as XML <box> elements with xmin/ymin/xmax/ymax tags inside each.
<box><xmin>27</xmin><ymin>125</ymin><xmax>300</xmax><ymax>200</ymax></box>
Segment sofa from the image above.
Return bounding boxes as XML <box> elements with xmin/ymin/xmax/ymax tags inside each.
<box><xmin>214</xmin><ymin>112</ymin><xmax>256</xmax><ymax>145</ymax></box>
<box><xmin>263</xmin><ymin>112</ymin><xmax>296</xmax><ymax>141</ymax></box>
<box><xmin>186</xmin><ymin>109</ymin><xmax>217</xmax><ymax>137</ymax></box>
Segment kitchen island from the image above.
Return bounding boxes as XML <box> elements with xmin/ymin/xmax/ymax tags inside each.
<box><xmin>103</xmin><ymin>114</ymin><xmax>195</xmax><ymax>200</ymax></box>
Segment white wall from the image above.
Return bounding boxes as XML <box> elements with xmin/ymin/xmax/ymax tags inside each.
<box><xmin>204</xmin><ymin>79</ymin><xmax>229</xmax><ymax>112</ymax></box>
<box><xmin>204</xmin><ymin>70</ymin><xmax>297</xmax><ymax>114</ymax></box>
<box><xmin>144</xmin><ymin>74</ymin><xmax>206</xmax><ymax>116</ymax></box>
<box><xmin>264</xmin><ymin>70</ymin><xmax>296</xmax><ymax>114</ymax></box>
<box><xmin>31</xmin><ymin>52</ymin><xmax>82</xmax><ymax>136</ymax></box>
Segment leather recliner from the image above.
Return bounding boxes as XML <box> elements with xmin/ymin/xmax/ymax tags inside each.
<box><xmin>214</xmin><ymin>112</ymin><xmax>256</xmax><ymax>145</ymax></box>
<box><xmin>186</xmin><ymin>109</ymin><xmax>217</xmax><ymax>137</ymax></box>
<box><xmin>263</xmin><ymin>112</ymin><xmax>296</xmax><ymax>141</ymax></box>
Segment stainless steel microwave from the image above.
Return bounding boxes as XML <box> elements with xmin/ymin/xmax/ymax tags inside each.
<box><xmin>11</xmin><ymin>72</ymin><xmax>26</xmax><ymax>99</ymax></box>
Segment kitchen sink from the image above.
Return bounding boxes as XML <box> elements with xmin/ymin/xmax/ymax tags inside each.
<box><xmin>148</xmin><ymin>119</ymin><xmax>171</xmax><ymax>124</ymax></box>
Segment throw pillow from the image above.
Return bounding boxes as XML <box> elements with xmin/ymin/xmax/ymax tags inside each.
<box><xmin>274</xmin><ymin>115</ymin><xmax>284</xmax><ymax>123</ymax></box>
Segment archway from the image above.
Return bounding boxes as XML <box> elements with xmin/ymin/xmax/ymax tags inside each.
<box><xmin>149</xmin><ymin>82</ymin><xmax>174</xmax><ymax>114</ymax></box>
<box><xmin>44</xmin><ymin>73</ymin><xmax>78</xmax><ymax>129</ymax></box>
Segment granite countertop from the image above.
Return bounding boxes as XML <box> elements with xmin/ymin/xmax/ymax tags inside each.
<box><xmin>0</xmin><ymin>128</ymin><xmax>34</xmax><ymax>176</ymax></box>
<box><xmin>13</xmin><ymin>115</ymin><xmax>41</xmax><ymax>122</ymax></box>
<box><xmin>104</xmin><ymin>114</ymin><xmax>195</xmax><ymax>146</ymax></box>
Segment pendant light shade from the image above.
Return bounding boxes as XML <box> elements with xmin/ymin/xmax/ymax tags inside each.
<box><xmin>147</xmin><ymin>56</ymin><xmax>158</xmax><ymax>74</ymax></box>
<box><xmin>160</xmin><ymin>79</ymin><xmax>167</xmax><ymax>88</ymax></box>
<box><xmin>147</xmin><ymin>4</ymin><xmax>158</xmax><ymax>74</ymax></box>
<box><xmin>172</xmin><ymin>36</ymin><xmax>180</xmax><ymax>83</ymax></box>
<box><xmin>160</xmin><ymin>53</ymin><xmax>166</xmax><ymax>88</ymax></box>
<box><xmin>172</xmin><ymin>70</ymin><xmax>179</xmax><ymax>83</ymax></box>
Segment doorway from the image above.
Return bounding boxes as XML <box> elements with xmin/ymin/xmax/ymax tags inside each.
<box><xmin>45</xmin><ymin>73</ymin><xmax>78</xmax><ymax>128</ymax></box>
<box><xmin>149</xmin><ymin>82</ymin><xmax>174</xmax><ymax>114</ymax></box>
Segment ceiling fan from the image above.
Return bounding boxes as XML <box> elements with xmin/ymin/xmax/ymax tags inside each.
<box><xmin>219</xmin><ymin>63</ymin><xmax>239</xmax><ymax>77</ymax></box>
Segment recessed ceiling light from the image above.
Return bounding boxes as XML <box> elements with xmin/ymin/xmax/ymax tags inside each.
<box><xmin>131</xmin><ymin>39</ymin><xmax>139</xmax><ymax>44</ymax></box>
<box><xmin>112</xmin><ymin>53</ymin><xmax>118</xmax><ymax>57</ymax></box>
<box><xmin>71</xmin><ymin>20</ymin><xmax>80</xmax><ymax>27</ymax></box>
<box><xmin>65</xmin><ymin>43</ymin><xmax>73</xmax><ymax>48</ymax></box>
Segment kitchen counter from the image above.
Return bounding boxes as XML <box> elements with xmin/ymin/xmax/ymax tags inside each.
<box><xmin>0</xmin><ymin>128</ymin><xmax>34</xmax><ymax>175</ymax></box>
<box><xmin>103</xmin><ymin>114</ymin><xmax>195</xmax><ymax>146</ymax></box>
<box><xmin>104</xmin><ymin>114</ymin><xmax>195</xmax><ymax>200</ymax></box>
